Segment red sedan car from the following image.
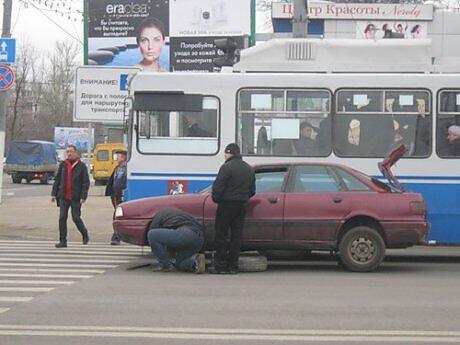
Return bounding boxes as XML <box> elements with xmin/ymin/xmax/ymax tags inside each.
<box><xmin>114</xmin><ymin>146</ymin><xmax>429</xmax><ymax>272</ymax></box>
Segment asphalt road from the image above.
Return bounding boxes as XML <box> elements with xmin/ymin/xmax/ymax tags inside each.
<box><xmin>0</xmin><ymin>239</ymin><xmax>459</xmax><ymax>345</ymax></box>
<box><xmin>1</xmin><ymin>173</ymin><xmax>53</xmax><ymax>199</ymax></box>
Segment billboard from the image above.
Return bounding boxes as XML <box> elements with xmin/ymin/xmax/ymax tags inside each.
<box><xmin>272</xmin><ymin>2</ymin><xmax>434</xmax><ymax>21</ymax></box>
<box><xmin>85</xmin><ymin>0</ymin><xmax>253</xmax><ymax>72</ymax></box>
<box><xmin>74</xmin><ymin>66</ymin><xmax>139</xmax><ymax>123</ymax></box>
<box><xmin>54</xmin><ymin>127</ymin><xmax>95</xmax><ymax>151</ymax></box>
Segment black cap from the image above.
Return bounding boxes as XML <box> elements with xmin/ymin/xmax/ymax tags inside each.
<box><xmin>224</xmin><ymin>143</ymin><xmax>240</xmax><ymax>155</ymax></box>
<box><xmin>114</xmin><ymin>150</ymin><xmax>128</xmax><ymax>155</ymax></box>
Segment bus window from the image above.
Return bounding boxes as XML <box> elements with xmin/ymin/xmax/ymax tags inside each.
<box><xmin>237</xmin><ymin>88</ymin><xmax>332</xmax><ymax>157</ymax></box>
<box><xmin>334</xmin><ymin>89</ymin><xmax>431</xmax><ymax>158</ymax></box>
<box><xmin>336</xmin><ymin>90</ymin><xmax>383</xmax><ymax>113</ymax></box>
<box><xmin>384</xmin><ymin>90</ymin><xmax>430</xmax><ymax>114</ymax></box>
<box><xmin>287</xmin><ymin>90</ymin><xmax>330</xmax><ymax>112</ymax></box>
<box><xmin>137</xmin><ymin>97</ymin><xmax>219</xmax><ymax>155</ymax></box>
<box><xmin>239</xmin><ymin>90</ymin><xmax>284</xmax><ymax>112</ymax></box>
<box><xmin>437</xmin><ymin>90</ymin><xmax>460</xmax><ymax>157</ymax></box>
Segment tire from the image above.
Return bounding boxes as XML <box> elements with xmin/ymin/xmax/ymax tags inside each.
<box><xmin>40</xmin><ymin>173</ymin><xmax>49</xmax><ymax>185</ymax></box>
<box><xmin>12</xmin><ymin>175</ymin><xmax>21</xmax><ymax>184</ymax></box>
<box><xmin>338</xmin><ymin>226</ymin><xmax>385</xmax><ymax>272</ymax></box>
<box><xmin>238</xmin><ymin>254</ymin><xmax>268</xmax><ymax>273</ymax></box>
<box><xmin>94</xmin><ymin>179</ymin><xmax>104</xmax><ymax>186</ymax></box>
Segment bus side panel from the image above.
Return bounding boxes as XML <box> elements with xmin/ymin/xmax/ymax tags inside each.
<box><xmin>405</xmin><ymin>182</ymin><xmax>460</xmax><ymax>244</ymax></box>
<box><xmin>126</xmin><ymin>178</ymin><xmax>213</xmax><ymax>200</ymax></box>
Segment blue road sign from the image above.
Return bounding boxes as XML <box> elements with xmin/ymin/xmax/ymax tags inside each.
<box><xmin>120</xmin><ymin>74</ymin><xmax>129</xmax><ymax>91</ymax></box>
<box><xmin>0</xmin><ymin>65</ymin><xmax>15</xmax><ymax>91</ymax></box>
<box><xmin>0</xmin><ymin>38</ymin><xmax>16</xmax><ymax>64</ymax></box>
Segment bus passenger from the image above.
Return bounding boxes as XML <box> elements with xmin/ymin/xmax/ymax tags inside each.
<box><xmin>293</xmin><ymin>122</ymin><xmax>319</xmax><ymax>155</ymax></box>
<box><xmin>184</xmin><ymin>115</ymin><xmax>213</xmax><ymax>137</ymax></box>
<box><xmin>444</xmin><ymin>125</ymin><xmax>460</xmax><ymax>156</ymax></box>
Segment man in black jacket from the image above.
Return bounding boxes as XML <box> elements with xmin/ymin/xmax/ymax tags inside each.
<box><xmin>147</xmin><ymin>208</ymin><xmax>205</xmax><ymax>273</ymax></box>
<box><xmin>105</xmin><ymin>150</ymin><xmax>127</xmax><ymax>245</ymax></box>
<box><xmin>51</xmin><ymin>145</ymin><xmax>90</xmax><ymax>248</ymax></box>
<box><xmin>210</xmin><ymin>143</ymin><xmax>255</xmax><ymax>274</ymax></box>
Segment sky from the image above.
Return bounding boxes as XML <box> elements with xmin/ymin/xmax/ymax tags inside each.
<box><xmin>1</xmin><ymin>0</ymin><xmax>84</xmax><ymax>53</ymax></box>
<box><xmin>0</xmin><ymin>0</ymin><xmax>270</xmax><ymax>56</ymax></box>
<box><xmin>2</xmin><ymin>0</ymin><xmax>457</xmax><ymax>57</ymax></box>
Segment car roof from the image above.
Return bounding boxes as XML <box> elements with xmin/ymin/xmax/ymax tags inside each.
<box><xmin>252</xmin><ymin>162</ymin><xmax>353</xmax><ymax>171</ymax></box>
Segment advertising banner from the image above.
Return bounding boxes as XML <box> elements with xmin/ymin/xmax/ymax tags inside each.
<box><xmin>85</xmin><ymin>0</ymin><xmax>252</xmax><ymax>72</ymax></box>
<box><xmin>74</xmin><ymin>66</ymin><xmax>140</xmax><ymax>123</ymax></box>
<box><xmin>54</xmin><ymin>127</ymin><xmax>95</xmax><ymax>151</ymax></box>
<box><xmin>356</xmin><ymin>21</ymin><xmax>427</xmax><ymax>39</ymax></box>
<box><xmin>272</xmin><ymin>2</ymin><xmax>434</xmax><ymax>21</ymax></box>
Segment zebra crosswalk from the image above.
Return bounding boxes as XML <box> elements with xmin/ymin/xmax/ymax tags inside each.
<box><xmin>0</xmin><ymin>240</ymin><xmax>149</xmax><ymax>314</ymax></box>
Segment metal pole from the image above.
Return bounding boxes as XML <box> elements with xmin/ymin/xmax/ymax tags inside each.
<box><xmin>0</xmin><ymin>0</ymin><xmax>13</xmax><ymax>204</ymax></box>
<box><xmin>293</xmin><ymin>0</ymin><xmax>308</xmax><ymax>38</ymax></box>
<box><xmin>87</xmin><ymin>123</ymin><xmax>92</xmax><ymax>158</ymax></box>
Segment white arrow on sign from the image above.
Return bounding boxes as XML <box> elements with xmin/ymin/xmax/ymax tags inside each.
<box><xmin>0</xmin><ymin>42</ymin><xmax>6</xmax><ymax>52</ymax></box>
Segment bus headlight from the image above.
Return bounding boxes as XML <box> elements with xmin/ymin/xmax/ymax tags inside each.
<box><xmin>115</xmin><ymin>206</ymin><xmax>124</xmax><ymax>218</ymax></box>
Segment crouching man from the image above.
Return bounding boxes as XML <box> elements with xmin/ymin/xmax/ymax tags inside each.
<box><xmin>147</xmin><ymin>208</ymin><xmax>206</xmax><ymax>273</ymax></box>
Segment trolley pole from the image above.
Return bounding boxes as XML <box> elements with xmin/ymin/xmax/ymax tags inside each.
<box><xmin>293</xmin><ymin>0</ymin><xmax>309</xmax><ymax>38</ymax></box>
<box><xmin>0</xmin><ymin>0</ymin><xmax>13</xmax><ymax>204</ymax></box>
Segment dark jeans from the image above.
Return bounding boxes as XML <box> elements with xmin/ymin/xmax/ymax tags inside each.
<box><xmin>111</xmin><ymin>195</ymin><xmax>122</xmax><ymax>241</ymax></box>
<box><xmin>58</xmin><ymin>199</ymin><xmax>89</xmax><ymax>242</ymax></box>
<box><xmin>147</xmin><ymin>226</ymin><xmax>204</xmax><ymax>272</ymax></box>
<box><xmin>214</xmin><ymin>202</ymin><xmax>246</xmax><ymax>271</ymax></box>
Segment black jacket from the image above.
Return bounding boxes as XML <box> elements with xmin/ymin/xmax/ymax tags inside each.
<box><xmin>212</xmin><ymin>155</ymin><xmax>255</xmax><ymax>204</ymax></box>
<box><xmin>149</xmin><ymin>209</ymin><xmax>203</xmax><ymax>235</ymax></box>
<box><xmin>105</xmin><ymin>165</ymin><xmax>127</xmax><ymax>198</ymax></box>
<box><xmin>52</xmin><ymin>160</ymin><xmax>90</xmax><ymax>201</ymax></box>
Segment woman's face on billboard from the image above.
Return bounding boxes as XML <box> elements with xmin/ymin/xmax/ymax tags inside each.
<box><xmin>138</xmin><ymin>26</ymin><xmax>164</xmax><ymax>62</ymax></box>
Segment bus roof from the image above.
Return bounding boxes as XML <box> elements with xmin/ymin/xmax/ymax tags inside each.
<box><xmin>233</xmin><ymin>38</ymin><xmax>460</xmax><ymax>74</ymax></box>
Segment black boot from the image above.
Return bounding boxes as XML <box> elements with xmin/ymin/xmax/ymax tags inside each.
<box><xmin>110</xmin><ymin>233</ymin><xmax>120</xmax><ymax>245</ymax></box>
<box><xmin>55</xmin><ymin>241</ymin><xmax>67</xmax><ymax>248</ymax></box>
<box><xmin>82</xmin><ymin>235</ymin><xmax>89</xmax><ymax>245</ymax></box>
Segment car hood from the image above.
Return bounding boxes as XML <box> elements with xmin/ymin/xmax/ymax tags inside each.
<box><xmin>378</xmin><ymin>144</ymin><xmax>408</xmax><ymax>192</ymax></box>
<box><xmin>119</xmin><ymin>193</ymin><xmax>209</xmax><ymax>219</ymax></box>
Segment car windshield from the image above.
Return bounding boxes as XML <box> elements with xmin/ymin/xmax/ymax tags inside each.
<box><xmin>352</xmin><ymin>169</ymin><xmax>397</xmax><ymax>193</ymax></box>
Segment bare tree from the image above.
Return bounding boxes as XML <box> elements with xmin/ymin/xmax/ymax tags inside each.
<box><xmin>257</xmin><ymin>0</ymin><xmax>276</xmax><ymax>33</ymax></box>
<box><xmin>41</xmin><ymin>41</ymin><xmax>80</xmax><ymax>130</ymax></box>
<box><xmin>6</xmin><ymin>43</ymin><xmax>36</xmax><ymax>141</ymax></box>
<box><xmin>256</xmin><ymin>0</ymin><xmax>291</xmax><ymax>33</ymax></box>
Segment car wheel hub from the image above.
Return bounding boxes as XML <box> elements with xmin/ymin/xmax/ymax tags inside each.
<box><xmin>350</xmin><ymin>237</ymin><xmax>375</xmax><ymax>263</ymax></box>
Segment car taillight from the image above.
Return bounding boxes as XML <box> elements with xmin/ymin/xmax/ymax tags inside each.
<box><xmin>410</xmin><ymin>201</ymin><xmax>427</xmax><ymax>217</ymax></box>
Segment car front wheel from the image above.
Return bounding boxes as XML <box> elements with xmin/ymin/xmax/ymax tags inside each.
<box><xmin>338</xmin><ymin>226</ymin><xmax>385</xmax><ymax>272</ymax></box>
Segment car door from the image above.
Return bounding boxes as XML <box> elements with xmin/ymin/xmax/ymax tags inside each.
<box><xmin>283</xmin><ymin>165</ymin><xmax>352</xmax><ymax>243</ymax></box>
<box><xmin>203</xmin><ymin>167</ymin><xmax>288</xmax><ymax>247</ymax></box>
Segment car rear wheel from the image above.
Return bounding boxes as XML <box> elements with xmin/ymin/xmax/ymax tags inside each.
<box><xmin>338</xmin><ymin>226</ymin><xmax>385</xmax><ymax>272</ymax></box>
<box><xmin>12</xmin><ymin>175</ymin><xmax>21</xmax><ymax>184</ymax></box>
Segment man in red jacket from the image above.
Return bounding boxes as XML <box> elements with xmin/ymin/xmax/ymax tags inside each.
<box><xmin>51</xmin><ymin>145</ymin><xmax>90</xmax><ymax>248</ymax></box>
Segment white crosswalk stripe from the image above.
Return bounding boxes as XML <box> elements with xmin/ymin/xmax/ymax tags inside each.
<box><xmin>0</xmin><ymin>240</ymin><xmax>149</xmax><ymax>315</ymax></box>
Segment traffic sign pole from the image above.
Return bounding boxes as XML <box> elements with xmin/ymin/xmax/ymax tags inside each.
<box><xmin>0</xmin><ymin>0</ymin><xmax>13</xmax><ymax>204</ymax></box>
